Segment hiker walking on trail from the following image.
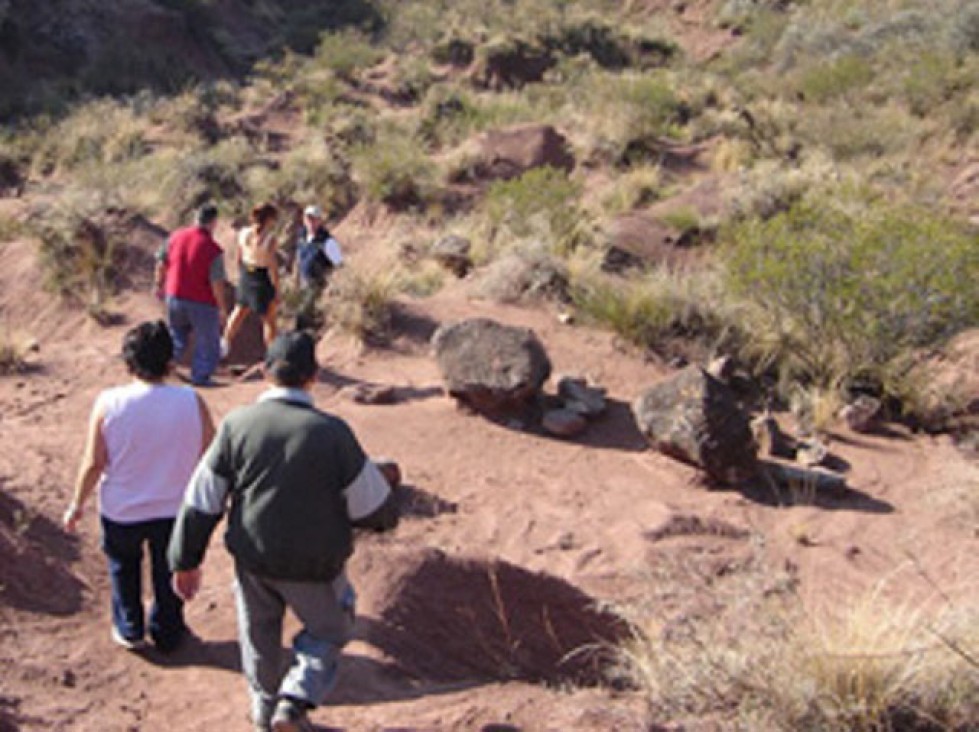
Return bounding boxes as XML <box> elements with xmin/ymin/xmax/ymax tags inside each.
<box><xmin>64</xmin><ymin>320</ymin><xmax>215</xmax><ymax>653</ymax></box>
<box><xmin>154</xmin><ymin>203</ymin><xmax>229</xmax><ymax>388</ymax></box>
<box><xmin>294</xmin><ymin>204</ymin><xmax>343</xmax><ymax>332</ymax></box>
<box><xmin>168</xmin><ymin>330</ymin><xmax>398</xmax><ymax>732</ymax></box>
<box><xmin>222</xmin><ymin>202</ymin><xmax>281</xmax><ymax>356</ymax></box>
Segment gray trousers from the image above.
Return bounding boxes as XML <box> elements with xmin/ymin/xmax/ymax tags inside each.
<box><xmin>233</xmin><ymin>564</ymin><xmax>355</xmax><ymax>726</ymax></box>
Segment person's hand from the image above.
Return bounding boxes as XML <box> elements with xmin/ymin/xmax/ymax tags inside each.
<box><xmin>62</xmin><ymin>502</ymin><xmax>83</xmax><ymax>533</ymax></box>
<box><xmin>172</xmin><ymin>568</ymin><xmax>203</xmax><ymax>602</ymax></box>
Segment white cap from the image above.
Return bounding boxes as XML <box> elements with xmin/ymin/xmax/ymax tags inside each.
<box><xmin>303</xmin><ymin>205</ymin><xmax>323</xmax><ymax>218</ymax></box>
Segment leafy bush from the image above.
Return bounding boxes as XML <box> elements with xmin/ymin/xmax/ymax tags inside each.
<box><xmin>794</xmin><ymin>54</ymin><xmax>875</xmax><ymax>104</ymax></box>
<box><xmin>27</xmin><ymin>100</ymin><xmax>152</xmax><ymax>177</ymax></box>
<box><xmin>721</xmin><ymin>193</ymin><xmax>979</xmax><ymax>398</ymax></box>
<box><xmin>28</xmin><ymin>195</ymin><xmax>127</xmax><ymax>307</ymax></box>
<box><xmin>351</xmin><ymin>126</ymin><xmax>436</xmax><ymax>209</ymax></box>
<box><xmin>245</xmin><ymin>136</ymin><xmax>358</xmax><ymax>222</ymax></box>
<box><xmin>484</xmin><ymin>167</ymin><xmax>584</xmax><ymax>254</ymax></box>
<box><xmin>570</xmin><ymin>265</ymin><xmax>731</xmax><ymax>358</ymax></box>
<box><xmin>156</xmin><ymin>137</ymin><xmax>256</xmax><ymax>224</ymax></box>
<box><xmin>311</xmin><ymin>31</ymin><xmax>384</xmax><ymax>82</ymax></box>
<box><xmin>578</xmin><ymin>71</ymin><xmax>685</xmax><ymax>163</ymax></box>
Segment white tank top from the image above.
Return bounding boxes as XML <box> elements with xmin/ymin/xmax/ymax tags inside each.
<box><xmin>96</xmin><ymin>382</ymin><xmax>202</xmax><ymax>523</ymax></box>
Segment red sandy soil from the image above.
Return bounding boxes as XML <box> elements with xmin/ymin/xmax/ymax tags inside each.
<box><xmin>0</xmin><ymin>209</ymin><xmax>977</xmax><ymax>732</ymax></box>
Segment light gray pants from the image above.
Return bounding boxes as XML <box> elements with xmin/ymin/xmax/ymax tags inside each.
<box><xmin>233</xmin><ymin>565</ymin><xmax>355</xmax><ymax>726</ymax></box>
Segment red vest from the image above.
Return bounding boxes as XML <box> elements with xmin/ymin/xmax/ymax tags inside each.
<box><xmin>164</xmin><ymin>225</ymin><xmax>222</xmax><ymax>306</ymax></box>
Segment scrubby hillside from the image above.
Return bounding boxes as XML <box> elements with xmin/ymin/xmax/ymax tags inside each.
<box><xmin>0</xmin><ymin>1</ymin><xmax>978</xmax><ymax>730</ymax></box>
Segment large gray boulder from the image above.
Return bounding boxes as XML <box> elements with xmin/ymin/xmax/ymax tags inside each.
<box><xmin>632</xmin><ymin>365</ymin><xmax>758</xmax><ymax>484</ymax></box>
<box><xmin>432</xmin><ymin>318</ymin><xmax>552</xmax><ymax>415</ymax></box>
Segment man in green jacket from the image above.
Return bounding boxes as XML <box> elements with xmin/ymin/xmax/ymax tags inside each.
<box><xmin>168</xmin><ymin>331</ymin><xmax>398</xmax><ymax>732</ymax></box>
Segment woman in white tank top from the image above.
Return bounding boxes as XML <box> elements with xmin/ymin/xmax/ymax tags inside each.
<box><xmin>64</xmin><ymin>321</ymin><xmax>215</xmax><ymax>652</ymax></box>
<box><xmin>222</xmin><ymin>202</ymin><xmax>280</xmax><ymax>358</ymax></box>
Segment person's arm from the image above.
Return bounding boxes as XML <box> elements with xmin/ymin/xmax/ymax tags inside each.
<box><xmin>270</xmin><ymin>237</ymin><xmax>281</xmax><ymax>292</ymax></box>
<box><xmin>209</xmin><ymin>255</ymin><xmax>228</xmax><ymax>321</ymax></box>
<box><xmin>168</xmin><ymin>433</ymin><xmax>230</xmax><ymax>601</ymax></box>
<box><xmin>323</xmin><ymin>235</ymin><xmax>343</xmax><ymax>268</ymax></box>
<box><xmin>196</xmin><ymin>394</ymin><xmax>215</xmax><ymax>457</ymax></box>
<box><xmin>345</xmin><ymin>459</ymin><xmax>399</xmax><ymax>532</ymax></box>
<box><xmin>63</xmin><ymin>403</ymin><xmax>108</xmax><ymax>532</ymax></box>
<box><xmin>153</xmin><ymin>241</ymin><xmax>169</xmax><ymax>299</ymax></box>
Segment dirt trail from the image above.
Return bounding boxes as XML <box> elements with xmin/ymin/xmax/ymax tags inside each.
<box><xmin>1</xmin><ymin>233</ymin><xmax>977</xmax><ymax>731</ymax></box>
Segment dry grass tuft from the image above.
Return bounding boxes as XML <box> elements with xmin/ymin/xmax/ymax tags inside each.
<box><xmin>616</xmin><ymin>549</ymin><xmax>979</xmax><ymax>731</ymax></box>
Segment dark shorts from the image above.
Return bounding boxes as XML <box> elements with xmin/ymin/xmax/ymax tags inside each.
<box><xmin>237</xmin><ymin>265</ymin><xmax>276</xmax><ymax>315</ymax></box>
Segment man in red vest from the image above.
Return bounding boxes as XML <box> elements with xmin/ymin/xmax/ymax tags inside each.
<box><xmin>154</xmin><ymin>204</ymin><xmax>229</xmax><ymax>387</ymax></box>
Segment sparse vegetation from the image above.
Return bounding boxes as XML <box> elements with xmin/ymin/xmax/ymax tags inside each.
<box><xmin>617</xmin><ymin>550</ymin><xmax>979</xmax><ymax>731</ymax></box>
<box><xmin>3</xmin><ymin>1</ymin><xmax>978</xmax><ymax>725</ymax></box>
<box><xmin>325</xmin><ymin>265</ymin><xmax>400</xmax><ymax>343</ymax></box>
<box><xmin>721</xmin><ymin>191</ymin><xmax>979</xmax><ymax>408</ymax></box>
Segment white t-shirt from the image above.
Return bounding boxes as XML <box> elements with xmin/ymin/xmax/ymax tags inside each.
<box><xmin>96</xmin><ymin>382</ymin><xmax>202</xmax><ymax>523</ymax></box>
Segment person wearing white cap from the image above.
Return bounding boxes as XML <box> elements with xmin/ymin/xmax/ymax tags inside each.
<box><xmin>294</xmin><ymin>205</ymin><xmax>343</xmax><ymax>331</ymax></box>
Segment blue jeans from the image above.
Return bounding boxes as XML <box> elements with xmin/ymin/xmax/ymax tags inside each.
<box><xmin>101</xmin><ymin>515</ymin><xmax>186</xmax><ymax>649</ymax></box>
<box><xmin>166</xmin><ymin>296</ymin><xmax>221</xmax><ymax>384</ymax></box>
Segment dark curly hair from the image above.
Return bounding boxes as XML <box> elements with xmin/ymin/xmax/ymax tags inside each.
<box><xmin>122</xmin><ymin>320</ymin><xmax>173</xmax><ymax>381</ymax></box>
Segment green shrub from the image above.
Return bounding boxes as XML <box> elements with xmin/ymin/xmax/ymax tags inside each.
<box><xmin>794</xmin><ymin>54</ymin><xmax>875</xmax><ymax>104</ymax></box>
<box><xmin>245</xmin><ymin>136</ymin><xmax>357</xmax><ymax>221</ymax></box>
<box><xmin>156</xmin><ymin>137</ymin><xmax>256</xmax><ymax>224</ymax></box>
<box><xmin>579</xmin><ymin>71</ymin><xmax>685</xmax><ymax>163</ymax></box>
<box><xmin>311</xmin><ymin>31</ymin><xmax>383</xmax><ymax>82</ymax></box>
<box><xmin>484</xmin><ymin>167</ymin><xmax>584</xmax><ymax>254</ymax></box>
<box><xmin>571</xmin><ymin>266</ymin><xmax>730</xmax><ymax>356</ymax></box>
<box><xmin>721</xmin><ymin>192</ymin><xmax>979</xmax><ymax>397</ymax></box>
<box><xmin>28</xmin><ymin>195</ymin><xmax>127</xmax><ymax>306</ymax></box>
<box><xmin>28</xmin><ymin>99</ymin><xmax>152</xmax><ymax>177</ymax></box>
<box><xmin>351</xmin><ymin>126</ymin><xmax>436</xmax><ymax>209</ymax></box>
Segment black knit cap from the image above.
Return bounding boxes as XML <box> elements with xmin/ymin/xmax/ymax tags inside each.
<box><xmin>265</xmin><ymin>331</ymin><xmax>318</xmax><ymax>386</ymax></box>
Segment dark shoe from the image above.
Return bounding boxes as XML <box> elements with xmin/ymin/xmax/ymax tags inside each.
<box><xmin>271</xmin><ymin>698</ymin><xmax>314</xmax><ymax>732</ymax></box>
<box><xmin>150</xmin><ymin>625</ymin><xmax>188</xmax><ymax>654</ymax></box>
<box><xmin>111</xmin><ymin>627</ymin><xmax>147</xmax><ymax>651</ymax></box>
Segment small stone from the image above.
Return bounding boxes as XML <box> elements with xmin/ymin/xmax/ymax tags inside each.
<box><xmin>542</xmin><ymin>408</ymin><xmax>588</xmax><ymax>438</ymax></box>
<box><xmin>840</xmin><ymin>395</ymin><xmax>881</xmax><ymax>433</ymax></box>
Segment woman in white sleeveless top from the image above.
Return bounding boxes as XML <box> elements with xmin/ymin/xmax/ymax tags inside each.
<box><xmin>222</xmin><ymin>202</ymin><xmax>280</xmax><ymax>356</ymax></box>
<box><xmin>64</xmin><ymin>321</ymin><xmax>215</xmax><ymax>652</ymax></box>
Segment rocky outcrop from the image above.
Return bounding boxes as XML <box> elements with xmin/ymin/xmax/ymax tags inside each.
<box><xmin>470</xmin><ymin>39</ymin><xmax>555</xmax><ymax>91</ymax></box>
<box><xmin>633</xmin><ymin>365</ymin><xmax>758</xmax><ymax>484</ymax></box>
<box><xmin>432</xmin><ymin>318</ymin><xmax>552</xmax><ymax>416</ymax></box>
<box><xmin>475</xmin><ymin>124</ymin><xmax>575</xmax><ymax>181</ymax></box>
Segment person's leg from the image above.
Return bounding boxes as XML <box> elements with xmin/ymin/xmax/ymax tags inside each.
<box><xmin>186</xmin><ymin>301</ymin><xmax>221</xmax><ymax>384</ymax></box>
<box><xmin>263</xmin><ymin>299</ymin><xmax>278</xmax><ymax>347</ymax></box>
<box><xmin>275</xmin><ymin>572</ymin><xmax>356</xmax><ymax>709</ymax></box>
<box><xmin>166</xmin><ymin>297</ymin><xmax>192</xmax><ymax>365</ymax></box>
<box><xmin>234</xmin><ymin>565</ymin><xmax>286</xmax><ymax>730</ymax></box>
<box><xmin>145</xmin><ymin>517</ymin><xmax>186</xmax><ymax>651</ymax></box>
<box><xmin>100</xmin><ymin>516</ymin><xmax>145</xmax><ymax>643</ymax></box>
<box><xmin>223</xmin><ymin>305</ymin><xmax>249</xmax><ymax>351</ymax></box>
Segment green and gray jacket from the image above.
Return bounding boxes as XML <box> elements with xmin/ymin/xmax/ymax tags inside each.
<box><xmin>168</xmin><ymin>388</ymin><xmax>395</xmax><ymax>582</ymax></box>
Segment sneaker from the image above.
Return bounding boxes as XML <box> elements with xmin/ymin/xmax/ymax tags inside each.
<box><xmin>270</xmin><ymin>698</ymin><xmax>314</xmax><ymax>732</ymax></box>
<box><xmin>111</xmin><ymin>627</ymin><xmax>147</xmax><ymax>651</ymax></box>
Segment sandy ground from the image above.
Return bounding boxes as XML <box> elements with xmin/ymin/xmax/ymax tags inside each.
<box><xmin>1</xmin><ymin>220</ymin><xmax>977</xmax><ymax>732</ymax></box>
